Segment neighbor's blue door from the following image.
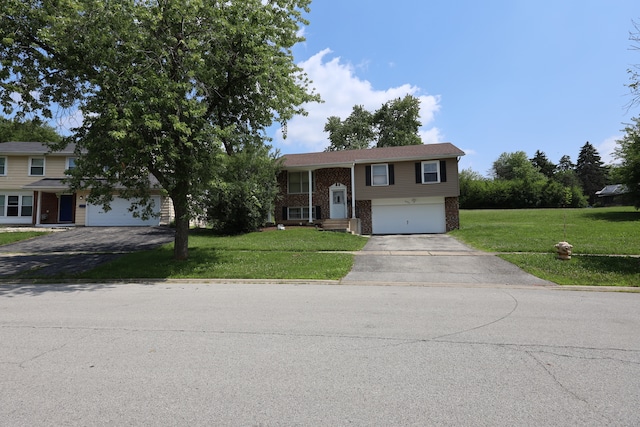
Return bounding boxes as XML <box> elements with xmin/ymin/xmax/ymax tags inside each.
<box><xmin>59</xmin><ymin>194</ymin><xmax>74</xmax><ymax>222</ymax></box>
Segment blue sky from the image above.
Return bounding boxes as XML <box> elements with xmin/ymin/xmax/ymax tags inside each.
<box><xmin>270</xmin><ymin>0</ymin><xmax>640</xmax><ymax>176</ymax></box>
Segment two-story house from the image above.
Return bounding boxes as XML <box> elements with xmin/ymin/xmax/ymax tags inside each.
<box><xmin>276</xmin><ymin>143</ymin><xmax>465</xmax><ymax>235</ymax></box>
<box><xmin>0</xmin><ymin>141</ymin><xmax>173</xmax><ymax>226</ymax></box>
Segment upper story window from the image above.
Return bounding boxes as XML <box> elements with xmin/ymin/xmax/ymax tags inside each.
<box><xmin>371</xmin><ymin>164</ymin><xmax>389</xmax><ymax>186</ymax></box>
<box><xmin>66</xmin><ymin>157</ymin><xmax>77</xmax><ymax>172</ymax></box>
<box><xmin>29</xmin><ymin>157</ymin><xmax>45</xmax><ymax>176</ymax></box>
<box><xmin>0</xmin><ymin>157</ymin><xmax>6</xmax><ymax>176</ymax></box>
<box><xmin>288</xmin><ymin>171</ymin><xmax>315</xmax><ymax>194</ymax></box>
<box><xmin>416</xmin><ymin>160</ymin><xmax>447</xmax><ymax>184</ymax></box>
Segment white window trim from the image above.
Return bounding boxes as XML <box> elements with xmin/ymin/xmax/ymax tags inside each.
<box><xmin>1</xmin><ymin>193</ymin><xmax>33</xmax><ymax>217</ymax></box>
<box><xmin>65</xmin><ymin>157</ymin><xmax>77</xmax><ymax>172</ymax></box>
<box><xmin>29</xmin><ymin>157</ymin><xmax>46</xmax><ymax>176</ymax></box>
<box><xmin>0</xmin><ymin>157</ymin><xmax>6</xmax><ymax>176</ymax></box>
<box><xmin>371</xmin><ymin>163</ymin><xmax>389</xmax><ymax>186</ymax></box>
<box><xmin>421</xmin><ymin>160</ymin><xmax>441</xmax><ymax>184</ymax></box>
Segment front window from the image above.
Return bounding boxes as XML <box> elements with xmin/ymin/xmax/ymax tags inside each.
<box><xmin>3</xmin><ymin>195</ymin><xmax>33</xmax><ymax>217</ymax></box>
<box><xmin>7</xmin><ymin>195</ymin><xmax>19</xmax><ymax>216</ymax></box>
<box><xmin>29</xmin><ymin>157</ymin><xmax>45</xmax><ymax>176</ymax></box>
<box><xmin>422</xmin><ymin>161</ymin><xmax>440</xmax><ymax>183</ymax></box>
<box><xmin>288</xmin><ymin>206</ymin><xmax>316</xmax><ymax>220</ymax></box>
<box><xmin>371</xmin><ymin>164</ymin><xmax>389</xmax><ymax>186</ymax></box>
<box><xmin>0</xmin><ymin>157</ymin><xmax>6</xmax><ymax>175</ymax></box>
<box><xmin>288</xmin><ymin>171</ymin><xmax>315</xmax><ymax>194</ymax></box>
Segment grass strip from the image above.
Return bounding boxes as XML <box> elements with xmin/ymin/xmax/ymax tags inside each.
<box><xmin>499</xmin><ymin>253</ymin><xmax>640</xmax><ymax>287</ymax></box>
<box><xmin>0</xmin><ymin>231</ymin><xmax>48</xmax><ymax>246</ymax></box>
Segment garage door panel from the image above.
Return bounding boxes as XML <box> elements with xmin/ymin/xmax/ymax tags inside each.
<box><xmin>86</xmin><ymin>197</ymin><xmax>161</xmax><ymax>226</ymax></box>
<box><xmin>372</xmin><ymin>203</ymin><xmax>445</xmax><ymax>234</ymax></box>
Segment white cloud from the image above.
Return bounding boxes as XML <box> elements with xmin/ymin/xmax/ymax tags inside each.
<box><xmin>597</xmin><ymin>135</ymin><xmax>621</xmax><ymax>165</ymax></box>
<box><xmin>273</xmin><ymin>49</ymin><xmax>442</xmax><ymax>153</ymax></box>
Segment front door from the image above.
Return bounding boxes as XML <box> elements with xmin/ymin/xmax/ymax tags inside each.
<box><xmin>330</xmin><ymin>188</ymin><xmax>347</xmax><ymax>219</ymax></box>
<box><xmin>59</xmin><ymin>194</ymin><xmax>74</xmax><ymax>222</ymax></box>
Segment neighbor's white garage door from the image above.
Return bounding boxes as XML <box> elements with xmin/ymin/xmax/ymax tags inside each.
<box><xmin>371</xmin><ymin>197</ymin><xmax>446</xmax><ymax>234</ymax></box>
<box><xmin>86</xmin><ymin>196</ymin><xmax>161</xmax><ymax>226</ymax></box>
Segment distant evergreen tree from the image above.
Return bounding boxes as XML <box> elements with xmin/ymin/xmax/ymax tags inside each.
<box><xmin>556</xmin><ymin>155</ymin><xmax>575</xmax><ymax>172</ymax></box>
<box><xmin>530</xmin><ymin>150</ymin><xmax>556</xmax><ymax>178</ymax></box>
<box><xmin>576</xmin><ymin>142</ymin><xmax>607</xmax><ymax>205</ymax></box>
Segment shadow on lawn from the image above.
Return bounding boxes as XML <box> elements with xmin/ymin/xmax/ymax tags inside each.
<box><xmin>577</xmin><ymin>255</ymin><xmax>640</xmax><ymax>277</ymax></box>
<box><xmin>582</xmin><ymin>209</ymin><xmax>640</xmax><ymax>222</ymax></box>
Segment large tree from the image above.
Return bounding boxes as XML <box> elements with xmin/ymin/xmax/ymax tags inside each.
<box><xmin>324</xmin><ymin>105</ymin><xmax>374</xmax><ymax>151</ymax></box>
<box><xmin>0</xmin><ymin>117</ymin><xmax>62</xmax><ymax>143</ymax></box>
<box><xmin>615</xmin><ymin>117</ymin><xmax>640</xmax><ymax>208</ymax></box>
<box><xmin>576</xmin><ymin>142</ymin><xmax>607</xmax><ymax>205</ymax></box>
<box><xmin>324</xmin><ymin>94</ymin><xmax>422</xmax><ymax>150</ymax></box>
<box><xmin>372</xmin><ymin>95</ymin><xmax>422</xmax><ymax>147</ymax></box>
<box><xmin>491</xmin><ymin>151</ymin><xmax>544</xmax><ymax>181</ymax></box>
<box><xmin>1</xmin><ymin>0</ymin><xmax>319</xmax><ymax>259</ymax></box>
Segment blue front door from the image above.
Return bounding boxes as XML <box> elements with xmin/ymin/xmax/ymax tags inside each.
<box><xmin>59</xmin><ymin>194</ymin><xmax>74</xmax><ymax>222</ymax></box>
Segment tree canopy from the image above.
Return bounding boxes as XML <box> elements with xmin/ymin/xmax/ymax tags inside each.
<box><xmin>0</xmin><ymin>117</ymin><xmax>62</xmax><ymax>143</ymax></box>
<box><xmin>1</xmin><ymin>0</ymin><xmax>319</xmax><ymax>259</ymax></box>
<box><xmin>324</xmin><ymin>95</ymin><xmax>422</xmax><ymax>151</ymax></box>
<box><xmin>615</xmin><ymin>117</ymin><xmax>640</xmax><ymax>208</ymax></box>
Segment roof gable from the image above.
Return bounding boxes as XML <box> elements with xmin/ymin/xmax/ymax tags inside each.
<box><xmin>280</xmin><ymin>143</ymin><xmax>464</xmax><ymax>169</ymax></box>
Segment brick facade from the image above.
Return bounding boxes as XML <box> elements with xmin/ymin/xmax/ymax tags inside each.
<box><xmin>356</xmin><ymin>200</ymin><xmax>372</xmax><ymax>234</ymax></box>
<box><xmin>445</xmin><ymin>196</ymin><xmax>460</xmax><ymax>231</ymax></box>
<box><xmin>275</xmin><ymin>168</ymin><xmax>353</xmax><ymax>225</ymax></box>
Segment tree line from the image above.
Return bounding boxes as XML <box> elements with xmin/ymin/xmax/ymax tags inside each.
<box><xmin>460</xmin><ymin>142</ymin><xmax>618</xmax><ymax>209</ymax></box>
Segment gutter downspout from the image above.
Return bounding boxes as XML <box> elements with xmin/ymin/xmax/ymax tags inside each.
<box><xmin>308</xmin><ymin>169</ymin><xmax>313</xmax><ymax>223</ymax></box>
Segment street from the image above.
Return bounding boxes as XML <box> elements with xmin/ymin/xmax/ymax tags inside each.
<box><xmin>1</xmin><ymin>282</ymin><xmax>639</xmax><ymax>426</ymax></box>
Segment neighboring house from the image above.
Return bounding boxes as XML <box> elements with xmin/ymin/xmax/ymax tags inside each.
<box><xmin>595</xmin><ymin>184</ymin><xmax>629</xmax><ymax>206</ymax></box>
<box><xmin>276</xmin><ymin>143</ymin><xmax>465</xmax><ymax>235</ymax></box>
<box><xmin>0</xmin><ymin>141</ymin><xmax>173</xmax><ymax>226</ymax></box>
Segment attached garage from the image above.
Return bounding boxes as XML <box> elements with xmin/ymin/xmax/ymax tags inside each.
<box><xmin>86</xmin><ymin>196</ymin><xmax>161</xmax><ymax>226</ymax></box>
<box><xmin>371</xmin><ymin>197</ymin><xmax>446</xmax><ymax>234</ymax></box>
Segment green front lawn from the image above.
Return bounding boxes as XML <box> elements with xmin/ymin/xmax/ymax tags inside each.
<box><xmin>0</xmin><ymin>231</ymin><xmax>48</xmax><ymax>246</ymax></box>
<box><xmin>79</xmin><ymin>227</ymin><xmax>368</xmax><ymax>280</ymax></box>
<box><xmin>451</xmin><ymin>207</ymin><xmax>640</xmax><ymax>287</ymax></box>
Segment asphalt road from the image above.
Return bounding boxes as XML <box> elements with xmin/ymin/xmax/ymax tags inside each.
<box><xmin>1</xmin><ymin>282</ymin><xmax>638</xmax><ymax>426</ymax></box>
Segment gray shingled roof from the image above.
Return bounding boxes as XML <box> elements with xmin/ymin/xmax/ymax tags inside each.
<box><xmin>0</xmin><ymin>141</ymin><xmax>76</xmax><ymax>155</ymax></box>
<box><xmin>280</xmin><ymin>143</ymin><xmax>464</xmax><ymax>169</ymax></box>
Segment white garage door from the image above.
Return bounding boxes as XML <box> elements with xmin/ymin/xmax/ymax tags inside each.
<box><xmin>372</xmin><ymin>198</ymin><xmax>446</xmax><ymax>234</ymax></box>
<box><xmin>86</xmin><ymin>196</ymin><xmax>161</xmax><ymax>226</ymax></box>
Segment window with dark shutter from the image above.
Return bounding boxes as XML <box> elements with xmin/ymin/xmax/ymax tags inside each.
<box><xmin>388</xmin><ymin>164</ymin><xmax>395</xmax><ymax>185</ymax></box>
<box><xmin>365</xmin><ymin>165</ymin><xmax>372</xmax><ymax>186</ymax></box>
<box><xmin>415</xmin><ymin>163</ymin><xmax>421</xmax><ymax>183</ymax></box>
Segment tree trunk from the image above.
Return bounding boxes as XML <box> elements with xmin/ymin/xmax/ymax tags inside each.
<box><xmin>172</xmin><ymin>193</ymin><xmax>190</xmax><ymax>260</ymax></box>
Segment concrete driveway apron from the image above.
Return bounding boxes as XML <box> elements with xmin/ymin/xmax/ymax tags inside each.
<box><xmin>0</xmin><ymin>227</ymin><xmax>174</xmax><ymax>278</ymax></box>
<box><xmin>342</xmin><ymin>234</ymin><xmax>555</xmax><ymax>287</ymax></box>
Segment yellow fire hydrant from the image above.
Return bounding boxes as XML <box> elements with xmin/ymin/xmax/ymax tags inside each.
<box><xmin>555</xmin><ymin>241</ymin><xmax>573</xmax><ymax>260</ymax></box>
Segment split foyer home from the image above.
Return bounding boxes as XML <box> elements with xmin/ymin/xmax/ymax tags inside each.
<box><xmin>276</xmin><ymin>143</ymin><xmax>465</xmax><ymax>235</ymax></box>
<box><xmin>0</xmin><ymin>141</ymin><xmax>173</xmax><ymax>226</ymax></box>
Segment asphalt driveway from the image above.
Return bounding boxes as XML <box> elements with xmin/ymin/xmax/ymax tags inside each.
<box><xmin>342</xmin><ymin>234</ymin><xmax>556</xmax><ymax>287</ymax></box>
<box><xmin>0</xmin><ymin>227</ymin><xmax>175</xmax><ymax>278</ymax></box>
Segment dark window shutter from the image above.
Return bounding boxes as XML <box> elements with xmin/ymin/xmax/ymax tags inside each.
<box><xmin>388</xmin><ymin>164</ymin><xmax>395</xmax><ymax>185</ymax></box>
<box><xmin>415</xmin><ymin>162</ymin><xmax>422</xmax><ymax>183</ymax></box>
<box><xmin>282</xmin><ymin>206</ymin><xmax>288</xmax><ymax>220</ymax></box>
<box><xmin>440</xmin><ymin>160</ymin><xmax>447</xmax><ymax>182</ymax></box>
<box><xmin>315</xmin><ymin>206</ymin><xmax>321</xmax><ymax>220</ymax></box>
<box><xmin>365</xmin><ymin>165</ymin><xmax>371</xmax><ymax>186</ymax></box>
